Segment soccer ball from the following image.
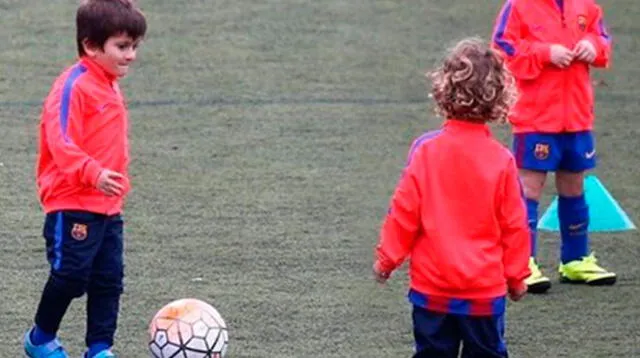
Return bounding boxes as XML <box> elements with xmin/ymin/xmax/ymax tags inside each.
<box><xmin>148</xmin><ymin>298</ymin><xmax>229</xmax><ymax>358</ymax></box>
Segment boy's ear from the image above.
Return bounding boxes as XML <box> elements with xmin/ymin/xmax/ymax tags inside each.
<box><xmin>81</xmin><ymin>38</ymin><xmax>100</xmax><ymax>57</ymax></box>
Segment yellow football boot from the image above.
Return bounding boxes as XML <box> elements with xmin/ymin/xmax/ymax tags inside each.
<box><xmin>559</xmin><ymin>253</ymin><xmax>617</xmax><ymax>285</ymax></box>
<box><xmin>525</xmin><ymin>257</ymin><xmax>552</xmax><ymax>293</ymax></box>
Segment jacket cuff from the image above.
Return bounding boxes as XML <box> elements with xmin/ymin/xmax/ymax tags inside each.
<box><xmin>374</xmin><ymin>258</ymin><xmax>394</xmax><ymax>275</ymax></box>
<box><xmin>536</xmin><ymin>43</ymin><xmax>552</xmax><ymax>64</ymax></box>
<box><xmin>507</xmin><ymin>278</ymin><xmax>527</xmax><ymax>293</ymax></box>
<box><xmin>582</xmin><ymin>34</ymin><xmax>601</xmax><ymax>49</ymax></box>
<box><xmin>83</xmin><ymin>160</ymin><xmax>104</xmax><ymax>188</ymax></box>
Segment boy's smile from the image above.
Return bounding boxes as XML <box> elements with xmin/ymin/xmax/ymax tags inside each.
<box><xmin>86</xmin><ymin>33</ymin><xmax>142</xmax><ymax>78</ymax></box>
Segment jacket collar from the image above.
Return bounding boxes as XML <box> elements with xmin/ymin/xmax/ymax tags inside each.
<box><xmin>79</xmin><ymin>56</ymin><xmax>118</xmax><ymax>84</ymax></box>
<box><xmin>443</xmin><ymin>119</ymin><xmax>491</xmax><ymax>136</ymax></box>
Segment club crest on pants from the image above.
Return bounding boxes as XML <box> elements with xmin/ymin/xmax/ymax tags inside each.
<box><xmin>71</xmin><ymin>223</ymin><xmax>88</xmax><ymax>241</ymax></box>
<box><xmin>534</xmin><ymin>143</ymin><xmax>550</xmax><ymax>160</ymax></box>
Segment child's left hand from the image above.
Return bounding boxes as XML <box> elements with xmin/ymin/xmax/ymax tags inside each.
<box><xmin>573</xmin><ymin>40</ymin><xmax>597</xmax><ymax>64</ymax></box>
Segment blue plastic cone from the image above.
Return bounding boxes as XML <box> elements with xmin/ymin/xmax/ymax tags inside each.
<box><xmin>538</xmin><ymin>175</ymin><xmax>637</xmax><ymax>232</ymax></box>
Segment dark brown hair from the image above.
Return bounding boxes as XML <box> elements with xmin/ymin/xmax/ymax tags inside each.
<box><xmin>76</xmin><ymin>0</ymin><xmax>147</xmax><ymax>56</ymax></box>
<box><xmin>429</xmin><ymin>37</ymin><xmax>517</xmax><ymax>123</ymax></box>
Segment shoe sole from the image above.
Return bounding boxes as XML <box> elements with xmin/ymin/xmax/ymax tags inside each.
<box><xmin>527</xmin><ymin>280</ymin><xmax>552</xmax><ymax>294</ymax></box>
<box><xmin>560</xmin><ymin>276</ymin><xmax>617</xmax><ymax>286</ymax></box>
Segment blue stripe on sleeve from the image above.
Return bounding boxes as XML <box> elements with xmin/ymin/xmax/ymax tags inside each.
<box><xmin>598</xmin><ymin>19</ymin><xmax>611</xmax><ymax>42</ymax></box>
<box><xmin>406</xmin><ymin>130</ymin><xmax>442</xmax><ymax>165</ymax></box>
<box><xmin>59</xmin><ymin>65</ymin><xmax>87</xmax><ymax>142</ymax></box>
<box><xmin>493</xmin><ymin>1</ymin><xmax>515</xmax><ymax>56</ymax></box>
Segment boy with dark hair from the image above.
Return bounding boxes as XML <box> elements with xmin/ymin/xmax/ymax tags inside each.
<box><xmin>23</xmin><ymin>1</ymin><xmax>146</xmax><ymax>357</ymax></box>
<box><xmin>373</xmin><ymin>38</ymin><xmax>530</xmax><ymax>357</ymax></box>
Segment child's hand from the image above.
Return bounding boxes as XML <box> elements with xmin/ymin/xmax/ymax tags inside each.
<box><xmin>573</xmin><ymin>40</ymin><xmax>597</xmax><ymax>64</ymax></box>
<box><xmin>508</xmin><ymin>283</ymin><xmax>527</xmax><ymax>302</ymax></box>
<box><xmin>550</xmin><ymin>44</ymin><xmax>574</xmax><ymax>68</ymax></box>
<box><xmin>96</xmin><ymin>169</ymin><xmax>125</xmax><ymax>196</ymax></box>
<box><xmin>372</xmin><ymin>263</ymin><xmax>391</xmax><ymax>284</ymax></box>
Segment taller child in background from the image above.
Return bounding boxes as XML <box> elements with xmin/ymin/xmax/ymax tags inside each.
<box><xmin>492</xmin><ymin>0</ymin><xmax>616</xmax><ymax>293</ymax></box>
<box><xmin>373</xmin><ymin>38</ymin><xmax>530</xmax><ymax>358</ymax></box>
<box><xmin>23</xmin><ymin>1</ymin><xmax>146</xmax><ymax>357</ymax></box>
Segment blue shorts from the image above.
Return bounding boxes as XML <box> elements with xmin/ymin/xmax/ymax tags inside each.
<box><xmin>412</xmin><ymin>305</ymin><xmax>508</xmax><ymax>358</ymax></box>
<box><xmin>512</xmin><ymin>131</ymin><xmax>596</xmax><ymax>172</ymax></box>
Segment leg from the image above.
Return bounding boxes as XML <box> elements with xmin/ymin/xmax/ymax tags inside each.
<box><xmin>412</xmin><ymin>305</ymin><xmax>460</xmax><ymax>358</ymax></box>
<box><xmin>459</xmin><ymin>314</ymin><xmax>508</xmax><ymax>358</ymax></box>
<box><xmin>85</xmin><ymin>215</ymin><xmax>124</xmax><ymax>356</ymax></box>
<box><xmin>556</xmin><ymin>131</ymin><xmax>595</xmax><ymax>263</ymax></box>
<box><xmin>519</xmin><ymin>168</ymin><xmax>547</xmax><ymax>258</ymax></box>
<box><xmin>556</xmin><ymin>132</ymin><xmax>615</xmax><ymax>285</ymax></box>
<box><xmin>513</xmin><ymin>133</ymin><xmax>560</xmax><ymax>293</ymax></box>
<box><xmin>26</xmin><ymin>211</ymin><xmax>106</xmax><ymax>357</ymax></box>
<box><xmin>555</xmin><ymin>170</ymin><xmax>589</xmax><ymax>263</ymax></box>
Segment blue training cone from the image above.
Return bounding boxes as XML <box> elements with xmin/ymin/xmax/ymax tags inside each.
<box><xmin>538</xmin><ymin>175</ymin><xmax>637</xmax><ymax>232</ymax></box>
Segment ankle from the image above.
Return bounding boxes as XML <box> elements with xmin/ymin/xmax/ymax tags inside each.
<box><xmin>30</xmin><ymin>325</ymin><xmax>56</xmax><ymax>345</ymax></box>
<box><xmin>87</xmin><ymin>342</ymin><xmax>111</xmax><ymax>357</ymax></box>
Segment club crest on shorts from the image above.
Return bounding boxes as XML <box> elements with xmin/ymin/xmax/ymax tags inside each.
<box><xmin>534</xmin><ymin>143</ymin><xmax>550</xmax><ymax>160</ymax></box>
<box><xmin>577</xmin><ymin>15</ymin><xmax>587</xmax><ymax>31</ymax></box>
<box><xmin>71</xmin><ymin>223</ymin><xmax>88</xmax><ymax>241</ymax></box>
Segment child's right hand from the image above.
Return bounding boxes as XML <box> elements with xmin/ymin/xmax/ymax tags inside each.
<box><xmin>508</xmin><ymin>283</ymin><xmax>527</xmax><ymax>302</ymax></box>
<box><xmin>372</xmin><ymin>263</ymin><xmax>391</xmax><ymax>284</ymax></box>
<box><xmin>96</xmin><ymin>169</ymin><xmax>125</xmax><ymax>196</ymax></box>
<box><xmin>550</xmin><ymin>44</ymin><xmax>574</xmax><ymax>68</ymax></box>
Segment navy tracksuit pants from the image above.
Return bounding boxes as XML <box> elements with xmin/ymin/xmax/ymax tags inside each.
<box><xmin>412</xmin><ymin>305</ymin><xmax>508</xmax><ymax>358</ymax></box>
<box><xmin>34</xmin><ymin>211</ymin><xmax>124</xmax><ymax>347</ymax></box>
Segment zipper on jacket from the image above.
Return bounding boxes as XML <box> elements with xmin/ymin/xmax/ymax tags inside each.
<box><xmin>556</xmin><ymin>0</ymin><xmax>568</xmax><ymax>129</ymax></box>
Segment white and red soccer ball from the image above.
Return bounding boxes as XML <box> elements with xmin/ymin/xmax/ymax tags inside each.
<box><xmin>148</xmin><ymin>298</ymin><xmax>229</xmax><ymax>358</ymax></box>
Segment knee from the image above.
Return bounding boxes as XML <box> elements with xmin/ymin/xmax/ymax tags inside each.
<box><xmin>520</xmin><ymin>170</ymin><xmax>546</xmax><ymax>201</ymax></box>
<box><xmin>49</xmin><ymin>273</ymin><xmax>88</xmax><ymax>298</ymax></box>
<box><xmin>89</xmin><ymin>270</ymin><xmax>124</xmax><ymax>295</ymax></box>
<box><xmin>556</xmin><ymin>171</ymin><xmax>585</xmax><ymax>196</ymax></box>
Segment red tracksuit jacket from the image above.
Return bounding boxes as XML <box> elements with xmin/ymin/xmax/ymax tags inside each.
<box><xmin>492</xmin><ymin>0</ymin><xmax>612</xmax><ymax>133</ymax></box>
<box><xmin>375</xmin><ymin>120</ymin><xmax>530</xmax><ymax>315</ymax></box>
<box><xmin>36</xmin><ymin>57</ymin><xmax>131</xmax><ymax>215</ymax></box>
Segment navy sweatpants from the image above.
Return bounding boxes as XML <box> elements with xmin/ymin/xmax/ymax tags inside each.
<box><xmin>34</xmin><ymin>211</ymin><xmax>124</xmax><ymax>347</ymax></box>
<box><xmin>412</xmin><ymin>305</ymin><xmax>508</xmax><ymax>358</ymax></box>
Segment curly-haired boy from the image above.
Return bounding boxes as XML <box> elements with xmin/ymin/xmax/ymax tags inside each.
<box><xmin>373</xmin><ymin>38</ymin><xmax>530</xmax><ymax>358</ymax></box>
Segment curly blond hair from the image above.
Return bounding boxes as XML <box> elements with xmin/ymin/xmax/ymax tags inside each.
<box><xmin>429</xmin><ymin>37</ymin><xmax>517</xmax><ymax>123</ymax></box>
